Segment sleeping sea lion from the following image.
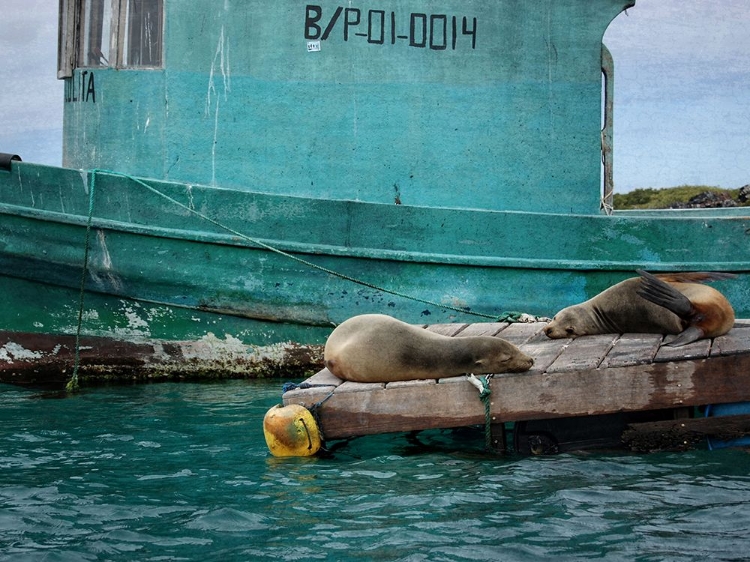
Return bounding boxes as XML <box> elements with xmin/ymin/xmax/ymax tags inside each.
<box><xmin>324</xmin><ymin>313</ymin><xmax>534</xmax><ymax>383</ymax></box>
<box><xmin>544</xmin><ymin>270</ymin><xmax>735</xmax><ymax>346</ymax></box>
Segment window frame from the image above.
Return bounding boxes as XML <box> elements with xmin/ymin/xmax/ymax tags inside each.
<box><xmin>57</xmin><ymin>0</ymin><xmax>164</xmax><ymax>78</ymax></box>
<box><xmin>57</xmin><ymin>0</ymin><xmax>78</xmax><ymax>78</ymax></box>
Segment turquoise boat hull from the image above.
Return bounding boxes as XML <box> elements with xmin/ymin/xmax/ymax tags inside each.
<box><xmin>3</xmin><ymin>0</ymin><xmax>750</xmax><ymax>385</ymax></box>
<box><xmin>1</xmin><ymin>162</ymin><xmax>748</xmax><ymax>347</ymax></box>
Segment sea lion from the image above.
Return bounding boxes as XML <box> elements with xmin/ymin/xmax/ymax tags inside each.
<box><xmin>544</xmin><ymin>270</ymin><xmax>736</xmax><ymax>346</ymax></box>
<box><xmin>324</xmin><ymin>313</ymin><xmax>534</xmax><ymax>383</ymax></box>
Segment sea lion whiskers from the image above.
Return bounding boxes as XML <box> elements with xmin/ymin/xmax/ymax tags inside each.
<box><xmin>460</xmin><ymin>336</ymin><xmax>525</xmax><ymax>372</ymax></box>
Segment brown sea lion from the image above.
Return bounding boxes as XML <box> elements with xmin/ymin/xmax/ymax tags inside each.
<box><xmin>544</xmin><ymin>270</ymin><xmax>736</xmax><ymax>346</ymax></box>
<box><xmin>324</xmin><ymin>313</ymin><xmax>534</xmax><ymax>383</ymax></box>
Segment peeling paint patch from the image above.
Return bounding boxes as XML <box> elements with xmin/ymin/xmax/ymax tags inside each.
<box><xmin>79</xmin><ymin>169</ymin><xmax>89</xmax><ymax>195</ymax></box>
<box><xmin>123</xmin><ymin>306</ymin><xmax>150</xmax><ymax>331</ymax></box>
<box><xmin>82</xmin><ymin>309</ymin><xmax>100</xmax><ymax>322</ymax></box>
<box><xmin>0</xmin><ymin>330</ymin><xmax>324</xmax><ymax>387</ymax></box>
<box><xmin>182</xmin><ymin>332</ymin><xmax>260</xmax><ymax>361</ymax></box>
<box><xmin>173</xmin><ymin>332</ymin><xmax>324</xmax><ymax>378</ymax></box>
<box><xmin>151</xmin><ymin>342</ymin><xmax>171</xmax><ymax>362</ymax></box>
<box><xmin>1</xmin><ymin>342</ymin><xmax>45</xmax><ymax>362</ymax></box>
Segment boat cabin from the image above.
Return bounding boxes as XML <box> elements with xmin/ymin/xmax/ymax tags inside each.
<box><xmin>57</xmin><ymin>0</ymin><xmax>632</xmax><ymax>214</ymax></box>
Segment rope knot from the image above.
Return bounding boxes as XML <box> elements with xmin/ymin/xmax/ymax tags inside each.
<box><xmin>467</xmin><ymin>374</ymin><xmax>495</xmax><ymax>450</ymax></box>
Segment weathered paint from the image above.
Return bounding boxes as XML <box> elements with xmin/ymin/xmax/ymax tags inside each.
<box><xmin>62</xmin><ymin>0</ymin><xmax>632</xmax><ymax>215</ymax></box>
<box><xmin>1</xmin><ymin>162</ymin><xmax>749</xmax><ymax>350</ymax></box>
<box><xmin>0</xmin><ymin>330</ymin><xmax>323</xmax><ymax>388</ymax></box>
<box><xmin>2</xmin><ymin>1</ymin><xmax>749</xmax><ymax>379</ymax></box>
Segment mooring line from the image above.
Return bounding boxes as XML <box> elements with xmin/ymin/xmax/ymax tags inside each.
<box><xmin>68</xmin><ymin>170</ymin><xmax>99</xmax><ymax>392</ymax></box>
<box><xmin>468</xmin><ymin>374</ymin><xmax>495</xmax><ymax>450</ymax></box>
<box><xmin>67</xmin><ymin>168</ymin><xmax>540</xmax><ymax>391</ymax></box>
<box><xmin>87</xmin><ymin>169</ymin><xmax>530</xmax><ymax>322</ymax></box>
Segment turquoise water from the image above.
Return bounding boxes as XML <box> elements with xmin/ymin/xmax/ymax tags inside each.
<box><xmin>2</xmin><ymin>381</ymin><xmax>750</xmax><ymax>561</ymax></box>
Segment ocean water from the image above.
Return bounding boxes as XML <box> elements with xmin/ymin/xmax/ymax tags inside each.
<box><xmin>1</xmin><ymin>380</ymin><xmax>749</xmax><ymax>561</ymax></box>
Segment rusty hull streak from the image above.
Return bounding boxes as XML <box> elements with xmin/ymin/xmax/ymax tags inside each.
<box><xmin>0</xmin><ymin>331</ymin><xmax>324</xmax><ymax>388</ymax></box>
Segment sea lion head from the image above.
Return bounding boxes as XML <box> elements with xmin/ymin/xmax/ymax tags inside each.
<box><xmin>544</xmin><ymin>304</ymin><xmax>598</xmax><ymax>339</ymax></box>
<box><xmin>470</xmin><ymin>337</ymin><xmax>534</xmax><ymax>373</ymax></box>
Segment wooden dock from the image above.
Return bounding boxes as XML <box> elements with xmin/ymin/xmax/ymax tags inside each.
<box><xmin>283</xmin><ymin>320</ymin><xmax>750</xmax><ymax>453</ymax></box>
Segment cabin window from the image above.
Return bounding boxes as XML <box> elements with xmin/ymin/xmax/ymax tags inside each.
<box><xmin>57</xmin><ymin>0</ymin><xmax>163</xmax><ymax>77</ymax></box>
<box><xmin>120</xmin><ymin>0</ymin><xmax>164</xmax><ymax>67</ymax></box>
<box><xmin>80</xmin><ymin>0</ymin><xmax>114</xmax><ymax>67</ymax></box>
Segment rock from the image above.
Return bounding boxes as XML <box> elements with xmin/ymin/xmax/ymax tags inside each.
<box><xmin>670</xmin><ymin>191</ymin><xmax>737</xmax><ymax>209</ymax></box>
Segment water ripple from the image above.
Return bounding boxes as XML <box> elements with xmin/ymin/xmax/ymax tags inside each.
<box><xmin>2</xmin><ymin>381</ymin><xmax>750</xmax><ymax>561</ymax></box>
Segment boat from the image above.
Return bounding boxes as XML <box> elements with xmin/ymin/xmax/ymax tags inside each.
<box><xmin>1</xmin><ymin>0</ymin><xmax>748</xmax><ymax>386</ymax></box>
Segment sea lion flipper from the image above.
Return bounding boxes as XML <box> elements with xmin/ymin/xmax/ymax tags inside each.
<box><xmin>666</xmin><ymin>326</ymin><xmax>705</xmax><ymax>347</ymax></box>
<box><xmin>636</xmin><ymin>270</ymin><xmax>694</xmax><ymax>318</ymax></box>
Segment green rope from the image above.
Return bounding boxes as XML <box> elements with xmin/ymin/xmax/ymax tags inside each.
<box><xmin>65</xmin><ymin>166</ymin><xmax>536</xmax><ymax>383</ymax></box>
<box><xmin>67</xmin><ymin>170</ymin><xmax>98</xmax><ymax>393</ymax></box>
<box><xmin>497</xmin><ymin>311</ymin><xmax>527</xmax><ymax>323</ymax></box>
<box><xmin>91</xmin><ymin>169</ymin><xmax>522</xmax><ymax>321</ymax></box>
<box><xmin>478</xmin><ymin>375</ymin><xmax>493</xmax><ymax>450</ymax></box>
<box><xmin>66</xmin><ymin>168</ymin><xmax>536</xmax><ymax>389</ymax></box>
<box><xmin>309</xmin><ymin>389</ymin><xmax>335</xmax><ymax>436</ymax></box>
<box><xmin>467</xmin><ymin>374</ymin><xmax>495</xmax><ymax>450</ymax></box>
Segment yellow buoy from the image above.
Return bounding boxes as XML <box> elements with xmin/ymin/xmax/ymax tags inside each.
<box><xmin>263</xmin><ymin>404</ymin><xmax>322</xmax><ymax>457</ymax></box>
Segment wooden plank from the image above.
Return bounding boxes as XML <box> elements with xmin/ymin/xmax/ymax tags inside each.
<box><xmin>337</xmin><ymin>381</ymin><xmax>385</xmax><ymax>393</ymax></box>
<box><xmin>545</xmin><ymin>334</ymin><xmax>617</xmax><ymax>373</ymax></box>
<box><xmin>303</xmin><ymin>368</ymin><xmax>342</xmax><ymax>388</ymax></box>
<box><xmin>437</xmin><ymin>374</ymin><xmax>471</xmax><ymax>385</ymax></box>
<box><xmin>525</xmin><ymin>328</ymin><xmax>559</xmax><ymax>345</ymax></box>
<box><xmin>283</xmin><ymin>321</ymin><xmax>750</xmax><ymax>441</ymax></box>
<box><xmin>655</xmin><ymin>338</ymin><xmax>710</xmax><ymax>362</ymax></box>
<box><xmin>282</xmin><ymin>384</ymin><xmax>337</xmax><ymax>406</ymax></box>
<box><xmin>712</xmin><ymin>326</ymin><xmax>750</xmax><ymax>356</ymax></box>
<box><xmin>456</xmin><ymin>322</ymin><xmax>508</xmax><ymax>337</ymax></box>
<box><xmin>425</xmin><ymin>323</ymin><xmax>467</xmax><ymax>336</ymax></box>
<box><xmin>284</xmin><ymin>354</ymin><xmax>750</xmax><ymax>439</ymax></box>
<box><xmin>495</xmin><ymin>322</ymin><xmax>546</xmax><ymax>345</ymax></box>
<box><xmin>291</xmin><ymin>377</ymin><xmax>489</xmax><ymax>438</ymax></box>
<box><xmin>491</xmin><ymin>354</ymin><xmax>750</xmax><ymax>424</ymax></box>
<box><xmin>519</xmin><ymin>338</ymin><xmax>568</xmax><ymax>373</ymax></box>
<box><xmin>386</xmin><ymin>379</ymin><xmax>437</xmax><ymax>389</ymax></box>
<box><xmin>601</xmin><ymin>333</ymin><xmax>663</xmax><ymax>368</ymax></box>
